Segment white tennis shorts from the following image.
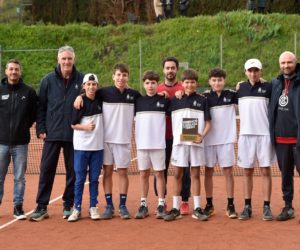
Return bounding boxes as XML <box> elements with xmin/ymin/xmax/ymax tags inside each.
<box><xmin>103</xmin><ymin>143</ymin><xmax>131</xmax><ymax>168</ymax></box>
<box><xmin>171</xmin><ymin>144</ymin><xmax>205</xmax><ymax>167</ymax></box>
<box><xmin>237</xmin><ymin>135</ymin><xmax>276</xmax><ymax>168</ymax></box>
<box><xmin>137</xmin><ymin>149</ymin><xmax>165</xmax><ymax>171</ymax></box>
<box><xmin>205</xmin><ymin>143</ymin><xmax>235</xmax><ymax>168</ymax></box>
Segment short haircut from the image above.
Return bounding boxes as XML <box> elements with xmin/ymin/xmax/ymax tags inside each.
<box><xmin>113</xmin><ymin>63</ymin><xmax>129</xmax><ymax>74</ymax></box>
<box><xmin>6</xmin><ymin>59</ymin><xmax>21</xmax><ymax>69</ymax></box>
<box><xmin>142</xmin><ymin>70</ymin><xmax>160</xmax><ymax>82</ymax></box>
<box><xmin>181</xmin><ymin>69</ymin><xmax>198</xmax><ymax>82</ymax></box>
<box><xmin>58</xmin><ymin>45</ymin><xmax>75</xmax><ymax>58</ymax></box>
<box><xmin>162</xmin><ymin>56</ymin><xmax>179</xmax><ymax>69</ymax></box>
<box><xmin>208</xmin><ymin>68</ymin><xmax>226</xmax><ymax>79</ymax></box>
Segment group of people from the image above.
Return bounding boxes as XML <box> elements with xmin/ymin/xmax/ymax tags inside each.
<box><xmin>153</xmin><ymin>0</ymin><xmax>190</xmax><ymax>22</ymax></box>
<box><xmin>0</xmin><ymin>45</ymin><xmax>300</xmax><ymax>224</ymax></box>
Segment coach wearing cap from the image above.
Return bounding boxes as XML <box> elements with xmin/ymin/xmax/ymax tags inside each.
<box><xmin>269</xmin><ymin>51</ymin><xmax>300</xmax><ymax>221</ymax></box>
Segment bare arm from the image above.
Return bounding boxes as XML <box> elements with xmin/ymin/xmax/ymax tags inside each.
<box><xmin>71</xmin><ymin>123</ymin><xmax>95</xmax><ymax>131</ymax></box>
<box><xmin>194</xmin><ymin>120</ymin><xmax>211</xmax><ymax>144</ymax></box>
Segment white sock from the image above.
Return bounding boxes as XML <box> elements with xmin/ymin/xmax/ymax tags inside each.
<box><xmin>158</xmin><ymin>198</ymin><xmax>165</xmax><ymax>206</ymax></box>
<box><xmin>193</xmin><ymin>196</ymin><xmax>200</xmax><ymax>209</ymax></box>
<box><xmin>141</xmin><ymin>197</ymin><xmax>147</xmax><ymax>207</ymax></box>
<box><xmin>173</xmin><ymin>196</ymin><xmax>181</xmax><ymax>210</ymax></box>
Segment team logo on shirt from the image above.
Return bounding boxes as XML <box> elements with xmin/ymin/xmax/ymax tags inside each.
<box><xmin>97</xmin><ymin>105</ymin><xmax>101</xmax><ymax>111</ymax></box>
<box><xmin>156</xmin><ymin>101</ymin><xmax>165</xmax><ymax>108</ymax></box>
<box><xmin>279</xmin><ymin>93</ymin><xmax>288</xmax><ymax>107</ymax></box>
<box><xmin>258</xmin><ymin>87</ymin><xmax>266</xmax><ymax>94</ymax></box>
<box><xmin>223</xmin><ymin>97</ymin><xmax>231</xmax><ymax>103</ymax></box>
<box><xmin>1</xmin><ymin>94</ymin><xmax>9</xmax><ymax>100</ymax></box>
<box><xmin>126</xmin><ymin>94</ymin><xmax>134</xmax><ymax>100</ymax></box>
<box><xmin>75</xmin><ymin>84</ymin><xmax>79</xmax><ymax>89</ymax></box>
<box><xmin>193</xmin><ymin>100</ymin><xmax>201</xmax><ymax>107</ymax></box>
<box><xmin>21</xmin><ymin>96</ymin><xmax>26</xmax><ymax>100</ymax></box>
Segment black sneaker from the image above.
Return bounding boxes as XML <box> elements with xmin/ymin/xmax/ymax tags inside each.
<box><xmin>14</xmin><ymin>205</ymin><xmax>27</xmax><ymax>220</ymax></box>
<box><xmin>239</xmin><ymin>205</ymin><xmax>252</xmax><ymax>220</ymax></box>
<box><xmin>192</xmin><ymin>207</ymin><xmax>208</xmax><ymax>221</ymax></box>
<box><xmin>203</xmin><ymin>204</ymin><xmax>215</xmax><ymax>217</ymax></box>
<box><xmin>156</xmin><ymin>205</ymin><xmax>167</xmax><ymax>219</ymax></box>
<box><xmin>29</xmin><ymin>206</ymin><xmax>49</xmax><ymax>222</ymax></box>
<box><xmin>226</xmin><ymin>204</ymin><xmax>238</xmax><ymax>219</ymax></box>
<box><xmin>135</xmin><ymin>205</ymin><xmax>149</xmax><ymax>219</ymax></box>
<box><xmin>164</xmin><ymin>208</ymin><xmax>182</xmax><ymax>221</ymax></box>
<box><xmin>263</xmin><ymin>205</ymin><xmax>273</xmax><ymax>221</ymax></box>
<box><xmin>276</xmin><ymin>206</ymin><xmax>295</xmax><ymax>221</ymax></box>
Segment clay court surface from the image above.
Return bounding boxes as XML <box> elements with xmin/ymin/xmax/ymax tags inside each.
<box><xmin>1</xmin><ymin>174</ymin><xmax>300</xmax><ymax>250</ymax></box>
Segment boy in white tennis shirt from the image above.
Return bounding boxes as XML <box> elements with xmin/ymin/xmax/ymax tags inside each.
<box><xmin>203</xmin><ymin>68</ymin><xmax>238</xmax><ymax>219</ymax></box>
<box><xmin>237</xmin><ymin>59</ymin><xmax>276</xmax><ymax>221</ymax></box>
<box><xmin>164</xmin><ymin>69</ymin><xmax>211</xmax><ymax>221</ymax></box>
<box><xmin>134</xmin><ymin>70</ymin><xmax>169</xmax><ymax>219</ymax></box>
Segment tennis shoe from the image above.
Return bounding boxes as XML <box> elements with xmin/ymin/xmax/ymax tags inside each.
<box><xmin>164</xmin><ymin>208</ymin><xmax>182</xmax><ymax>221</ymax></box>
<box><xmin>89</xmin><ymin>207</ymin><xmax>101</xmax><ymax>220</ymax></box>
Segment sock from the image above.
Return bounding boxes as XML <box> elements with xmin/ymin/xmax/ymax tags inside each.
<box><xmin>158</xmin><ymin>198</ymin><xmax>165</xmax><ymax>207</ymax></box>
<box><xmin>227</xmin><ymin>197</ymin><xmax>234</xmax><ymax>206</ymax></box>
<box><xmin>245</xmin><ymin>198</ymin><xmax>251</xmax><ymax>206</ymax></box>
<box><xmin>120</xmin><ymin>194</ymin><xmax>127</xmax><ymax>207</ymax></box>
<box><xmin>193</xmin><ymin>196</ymin><xmax>200</xmax><ymax>209</ymax></box>
<box><xmin>206</xmin><ymin>197</ymin><xmax>213</xmax><ymax>206</ymax></box>
<box><xmin>140</xmin><ymin>197</ymin><xmax>147</xmax><ymax>207</ymax></box>
<box><xmin>173</xmin><ymin>196</ymin><xmax>181</xmax><ymax>210</ymax></box>
<box><xmin>105</xmin><ymin>193</ymin><xmax>114</xmax><ymax>207</ymax></box>
<box><xmin>264</xmin><ymin>201</ymin><xmax>270</xmax><ymax>207</ymax></box>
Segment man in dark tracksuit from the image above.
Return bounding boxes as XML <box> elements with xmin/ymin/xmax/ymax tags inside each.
<box><xmin>30</xmin><ymin>46</ymin><xmax>84</xmax><ymax>221</ymax></box>
<box><xmin>269</xmin><ymin>51</ymin><xmax>300</xmax><ymax>221</ymax></box>
<box><xmin>0</xmin><ymin>59</ymin><xmax>37</xmax><ymax>220</ymax></box>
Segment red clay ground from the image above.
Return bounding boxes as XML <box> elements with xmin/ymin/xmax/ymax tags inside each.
<box><xmin>0</xmin><ymin>175</ymin><xmax>300</xmax><ymax>250</ymax></box>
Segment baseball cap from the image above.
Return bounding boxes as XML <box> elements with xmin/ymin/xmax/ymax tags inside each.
<box><xmin>244</xmin><ymin>59</ymin><xmax>262</xmax><ymax>70</ymax></box>
<box><xmin>83</xmin><ymin>73</ymin><xmax>99</xmax><ymax>84</ymax></box>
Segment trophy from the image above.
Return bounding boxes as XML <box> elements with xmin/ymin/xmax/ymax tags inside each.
<box><xmin>180</xmin><ymin>118</ymin><xmax>201</xmax><ymax>142</ymax></box>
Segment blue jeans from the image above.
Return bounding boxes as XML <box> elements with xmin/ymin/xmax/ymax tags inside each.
<box><xmin>74</xmin><ymin>150</ymin><xmax>103</xmax><ymax>211</ymax></box>
<box><xmin>0</xmin><ymin>144</ymin><xmax>28</xmax><ymax>205</ymax></box>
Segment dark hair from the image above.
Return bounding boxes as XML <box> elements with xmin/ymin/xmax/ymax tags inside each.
<box><xmin>113</xmin><ymin>63</ymin><xmax>129</xmax><ymax>74</ymax></box>
<box><xmin>142</xmin><ymin>70</ymin><xmax>160</xmax><ymax>82</ymax></box>
<box><xmin>208</xmin><ymin>68</ymin><xmax>226</xmax><ymax>79</ymax></box>
<box><xmin>162</xmin><ymin>56</ymin><xmax>179</xmax><ymax>69</ymax></box>
<box><xmin>6</xmin><ymin>59</ymin><xmax>21</xmax><ymax>69</ymax></box>
<box><xmin>181</xmin><ymin>69</ymin><xmax>198</xmax><ymax>82</ymax></box>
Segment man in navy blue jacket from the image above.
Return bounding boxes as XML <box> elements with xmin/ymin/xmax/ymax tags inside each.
<box><xmin>30</xmin><ymin>45</ymin><xmax>84</xmax><ymax>221</ymax></box>
<box><xmin>269</xmin><ymin>51</ymin><xmax>300</xmax><ymax>221</ymax></box>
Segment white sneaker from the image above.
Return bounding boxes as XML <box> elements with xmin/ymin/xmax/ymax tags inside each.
<box><xmin>67</xmin><ymin>209</ymin><xmax>81</xmax><ymax>222</ymax></box>
<box><xmin>89</xmin><ymin>207</ymin><xmax>101</xmax><ymax>220</ymax></box>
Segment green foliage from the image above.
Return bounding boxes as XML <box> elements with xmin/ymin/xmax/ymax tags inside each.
<box><xmin>0</xmin><ymin>11</ymin><xmax>300</xmax><ymax>91</ymax></box>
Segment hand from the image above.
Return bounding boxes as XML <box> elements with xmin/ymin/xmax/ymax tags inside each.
<box><xmin>158</xmin><ymin>91</ymin><xmax>169</xmax><ymax>99</ymax></box>
<box><xmin>260</xmin><ymin>78</ymin><xmax>267</xmax><ymax>83</ymax></box>
<box><xmin>175</xmin><ymin>90</ymin><xmax>184</xmax><ymax>99</ymax></box>
<box><xmin>236</xmin><ymin>81</ymin><xmax>243</xmax><ymax>91</ymax></box>
<box><xmin>38</xmin><ymin>133</ymin><xmax>47</xmax><ymax>140</ymax></box>
<box><xmin>74</xmin><ymin>96</ymin><xmax>83</xmax><ymax>109</ymax></box>
<box><xmin>193</xmin><ymin>134</ymin><xmax>203</xmax><ymax>144</ymax></box>
<box><xmin>85</xmin><ymin>123</ymin><xmax>96</xmax><ymax>131</ymax></box>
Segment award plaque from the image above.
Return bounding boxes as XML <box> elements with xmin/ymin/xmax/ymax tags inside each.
<box><xmin>180</xmin><ymin>118</ymin><xmax>201</xmax><ymax>142</ymax></box>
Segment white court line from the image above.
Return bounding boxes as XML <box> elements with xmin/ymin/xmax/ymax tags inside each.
<box><xmin>0</xmin><ymin>180</ymin><xmax>90</xmax><ymax>230</ymax></box>
<box><xmin>0</xmin><ymin>157</ymin><xmax>138</xmax><ymax>230</ymax></box>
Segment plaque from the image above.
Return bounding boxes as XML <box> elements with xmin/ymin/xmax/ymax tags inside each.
<box><xmin>180</xmin><ymin>118</ymin><xmax>201</xmax><ymax>142</ymax></box>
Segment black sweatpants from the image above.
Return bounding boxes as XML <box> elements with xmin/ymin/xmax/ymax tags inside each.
<box><xmin>36</xmin><ymin>141</ymin><xmax>75</xmax><ymax>208</ymax></box>
<box><xmin>154</xmin><ymin>138</ymin><xmax>191</xmax><ymax>200</ymax></box>
<box><xmin>275</xmin><ymin>143</ymin><xmax>300</xmax><ymax>206</ymax></box>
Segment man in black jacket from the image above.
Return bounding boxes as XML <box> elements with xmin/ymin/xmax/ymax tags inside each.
<box><xmin>30</xmin><ymin>46</ymin><xmax>84</xmax><ymax>221</ymax></box>
<box><xmin>0</xmin><ymin>59</ymin><xmax>37</xmax><ymax>220</ymax></box>
<box><xmin>269</xmin><ymin>51</ymin><xmax>300</xmax><ymax>221</ymax></box>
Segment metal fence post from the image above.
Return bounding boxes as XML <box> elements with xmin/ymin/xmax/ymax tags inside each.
<box><xmin>139</xmin><ymin>38</ymin><xmax>142</xmax><ymax>93</ymax></box>
<box><xmin>0</xmin><ymin>45</ymin><xmax>2</xmax><ymax>80</ymax></box>
<box><xmin>220</xmin><ymin>34</ymin><xmax>223</xmax><ymax>69</ymax></box>
<box><xmin>294</xmin><ymin>33</ymin><xmax>297</xmax><ymax>58</ymax></box>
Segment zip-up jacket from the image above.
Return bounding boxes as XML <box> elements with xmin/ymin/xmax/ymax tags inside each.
<box><xmin>0</xmin><ymin>78</ymin><xmax>37</xmax><ymax>145</ymax></box>
<box><xmin>269</xmin><ymin>63</ymin><xmax>300</xmax><ymax>147</ymax></box>
<box><xmin>36</xmin><ymin>65</ymin><xmax>84</xmax><ymax>142</ymax></box>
